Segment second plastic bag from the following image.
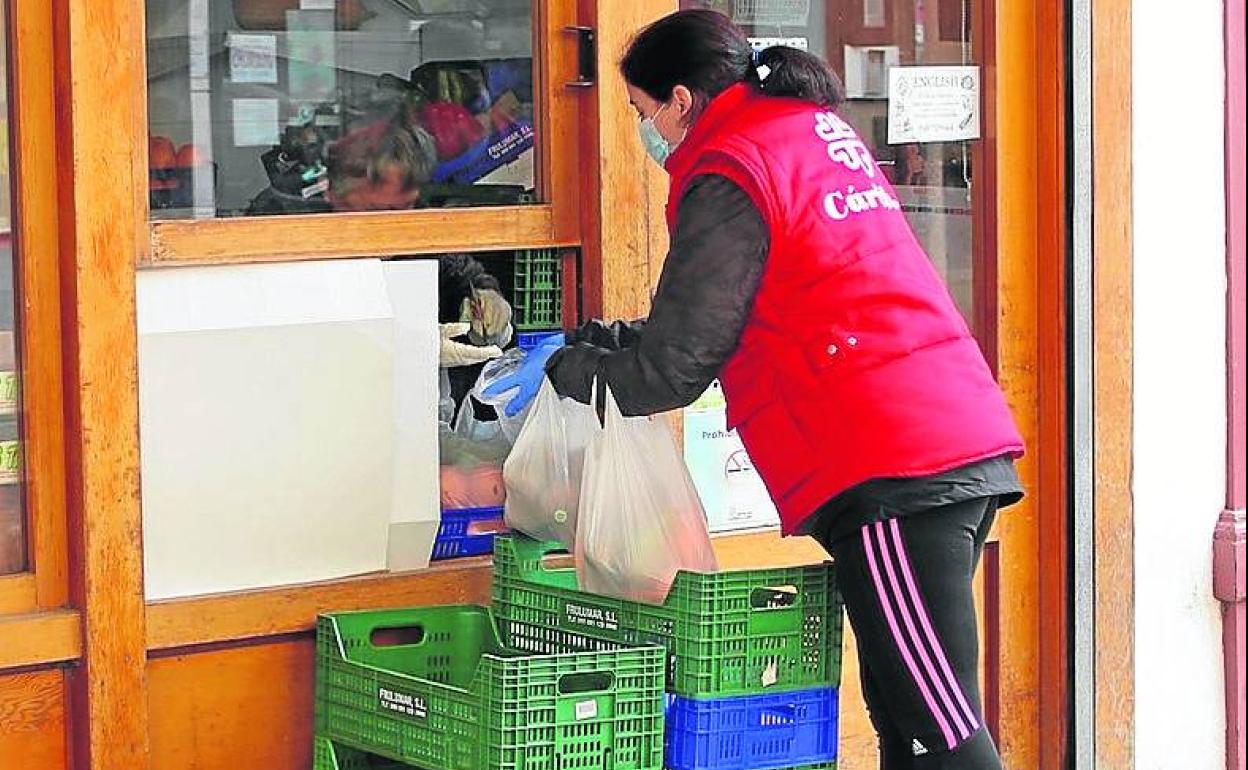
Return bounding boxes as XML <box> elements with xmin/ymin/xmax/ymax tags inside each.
<box><xmin>471</xmin><ymin>349</ymin><xmax>532</xmax><ymax>445</ymax></box>
<box><xmin>502</xmin><ymin>380</ymin><xmax>598</xmax><ymax>548</ymax></box>
<box><xmin>575</xmin><ymin>384</ymin><xmax>718</xmax><ymax>605</ymax></box>
<box><xmin>439</xmin><ymin>392</ymin><xmax>512</xmax><ymax>511</ymax></box>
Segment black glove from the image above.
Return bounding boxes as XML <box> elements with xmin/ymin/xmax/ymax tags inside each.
<box><xmin>567</xmin><ymin>319</ymin><xmax>647</xmax><ymax>351</ymax></box>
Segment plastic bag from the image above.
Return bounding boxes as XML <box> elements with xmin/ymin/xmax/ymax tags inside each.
<box><xmin>439</xmin><ymin>393</ymin><xmax>511</xmax><ymax>510</ymax></box>
<box><xmin>502</xmin><ymin>380</ymin><xmax>598</xmax><ymax>548</ymax></box>
<box><xmin>575</xmin><ymin>384</ymin><xmax>718</xmax><ymax>605</ymax></box>
<box><xmin>471</xmin><ymin>348</ymin><xmax>531</xmax><ymax>444</ymax></box>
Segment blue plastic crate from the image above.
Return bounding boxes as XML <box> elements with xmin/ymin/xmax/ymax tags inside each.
<box><xmin>516</xmin><ymin>330</ymin><xmax>564</xmax><ymax>353</ymax></box>
<box><xmin>665</xmin><ymin>687</ymin><xmax>839</xmax><ymax>770</ymax></box>
<box><xmin>432</xmin><ymin>507</ymin><xmax>507</xmax><ymax>560</ymax></box>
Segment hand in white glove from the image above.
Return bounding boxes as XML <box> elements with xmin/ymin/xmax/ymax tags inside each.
<box><xmin>460</xmin><ymin>289</ymin><xmax>514</xmax><ymax>348</ymax></box>
<box><xmin>440</xmin><ymin>322</ymin><xmax>503</xmax><ymax>368</ymax></box>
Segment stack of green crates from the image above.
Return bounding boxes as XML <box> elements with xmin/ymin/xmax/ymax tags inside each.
<box><xmin>512</xmin><ymin>249</ymin><xmax>562</xmax><ymax>331</ymax></box>
<box><xmin>313</xmin><ymin>605</ymin><xmax>666</xmax><ymax>770</ymax></box>
<box><xmin>490</xmin><ymin>535</ymin><xmax>845</xmax><ymax>770</ymax></box>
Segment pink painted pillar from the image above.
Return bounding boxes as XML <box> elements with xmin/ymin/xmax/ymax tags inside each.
<box><xmin>1214</xmin><ymin>2</ymin><xmax>1246</xmax><ymax>770</ymax></box>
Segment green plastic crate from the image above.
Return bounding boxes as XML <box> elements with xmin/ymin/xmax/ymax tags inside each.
<box><xmin>313</xmin><ymin>737</ymin><xmax>370</xmax><ymax>770</ymax></box>
<box><xmin>314</xmin><ymin>736</ymin><xmax>435</xmax><ymax>770</ymax></box>
<box><xmin>491</xmin><ymin>535</ymin><xmax>844</xmax><ymax>699</ymax></box>
<box><xmin>314</xmin><ymin>605</ymin><xmax>665</xmax><ymax>770</ymax></box>
<box><xmin>513</xmin><ymin>249</ymin><xmax>562</xmax><ymax>331</ymax></box>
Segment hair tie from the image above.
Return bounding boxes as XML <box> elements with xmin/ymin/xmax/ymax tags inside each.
<box><xmin>749</xmin><ymin>49</ymin><xmax>773</xmax><ymax>84</ymax></box>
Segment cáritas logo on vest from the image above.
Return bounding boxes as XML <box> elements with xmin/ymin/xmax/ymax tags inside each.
<box><xmin>823</xmin><ymin>184</ymin><xmax>902</xmax><ymax>221</ymax></box>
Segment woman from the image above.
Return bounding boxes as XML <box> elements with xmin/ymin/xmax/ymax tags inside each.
<box><xmin>486</xmin><ymin>10</ymin><xmax>1023</xmax><ymax>769</ymax></box>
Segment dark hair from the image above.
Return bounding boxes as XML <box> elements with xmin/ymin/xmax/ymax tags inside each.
<box><xmin>327</xmin><ymin>119</ymin><xmax>436</xmax><ymax>195</ymax></box>
<box><xmin>438</xmin><ymin>253</ymin><xmax>501</xmax><ymax>324</ymax></box>
<box><xmin>620</xmin><ymin>9</ymin><xmax>844</xmax><ymax>117</ymax></box>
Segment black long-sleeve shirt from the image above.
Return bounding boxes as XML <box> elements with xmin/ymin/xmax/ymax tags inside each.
<box><xmin>546</xmin><ymin>174</ymin><xmax>769</xmax><ymax>414</ymax></box>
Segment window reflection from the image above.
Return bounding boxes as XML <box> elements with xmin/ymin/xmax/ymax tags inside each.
<box><xmin>2</xmin><ymin>0</ymin><xmax>27</xmax><ymax>575</ymax></box>
<box><xmin>146</xmin><ymin>0</ymin><xmax>538</xmax><ymax>219</ymax></box>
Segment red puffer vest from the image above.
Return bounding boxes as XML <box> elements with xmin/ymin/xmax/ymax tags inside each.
<box><xmin>665</xmin><ymin>84</ymin><xmax>1024</xmax><ymax>534</ymax></box>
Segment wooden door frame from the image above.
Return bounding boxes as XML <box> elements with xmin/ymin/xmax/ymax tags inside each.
<box><xmin>46</xmin><ymin>0</ymin><xmax>150</xmax><ymax>766</ymax></box>
<box><xmin>990</xmin><ymin>2</ymin><xmax>1068</xmax><ymax>765</ymax></box>
<box><xmin>1089</xmin><ymin>0</ymin><xmax>1135</xmax><ymax>766</ymax></box>
<box><xmin>2</xmin><ymin>0</ymin><xmax>81</xmax><ymax>685</ymax></box>
<box><xmin>1</xmin><ymin>0</ymin><xmax>70</xmax><ymax>618</ymax></box>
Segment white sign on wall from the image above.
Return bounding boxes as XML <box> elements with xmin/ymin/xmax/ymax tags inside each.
<box><xmin>683</xmin><ymin>383</ymin><xmax>780</xmax><ymax>533</ymax></box>
<box><xmin>888</xmin><ymin>65</ymin><xmax>981</xmax><ymax>144</ymax></box>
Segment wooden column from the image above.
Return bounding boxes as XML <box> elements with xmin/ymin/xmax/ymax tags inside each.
<box><xmin>55</xmin><ymin>0</ymin><xmax>151</xmax><ymax>767</ymax></box>
<box><xmin>1034</xmin><ymin>0</ymin><xmax>1071</xmax><ymax>764</ymax></box>
<box><xmin>577</xmin><ymin>0</ymin><xmax>678</xmax><ymax>446</ymax></box>
<box><xmin>993</xmin><ymin>0</ymin><xmax>1045</xmax><ymax>763</ymax></box>
<box><xmin>579</xmin><ymin>0</ymin><xmax>675</xmax><ymax>322</ymax></box>
<box><xmin>1092</xmin><ymin>0</ymin><xmax>1135</xmax><ymax>766</ymax></box>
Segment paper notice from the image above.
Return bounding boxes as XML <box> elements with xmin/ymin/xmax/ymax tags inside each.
<box><xmin>232</xmin><ymin>98</ymin><xmax>280</xmax><ymax>147</ymax></box>
<box><xmin>228</xmin><ymin>34</ymin><xmax>278</xmax><ymax>84</ymax></box>
<box><xmin>888</xmin><ymin>66</ymin><xmax>981</xmax><ymax>144</ymax></box>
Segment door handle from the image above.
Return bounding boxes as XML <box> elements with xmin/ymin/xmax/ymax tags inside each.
<box><xmin>564</xmin><ymin>26</ymin><xmax>596</xmax><ymax>88</ymax></box>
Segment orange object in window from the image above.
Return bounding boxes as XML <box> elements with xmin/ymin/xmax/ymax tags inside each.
<box><xmin>175</xmin><ymin>143</ymin><xmax>209</xmax><ymax>168</ymax></box>
<box><xmin>149</xmin><ymin>136</ymin><xmax>179</xmax><ymax>191</ymax></box>
<box><xmin>149</xmin><ymin>136</ymin><xmax>176</xmax><ymax>170</ymax></box>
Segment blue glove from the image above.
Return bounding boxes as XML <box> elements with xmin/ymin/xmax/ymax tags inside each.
<box><xmin>481</xmin><ymin>334</ymin><xmax>565</xmax><ymax>417</ymax></box>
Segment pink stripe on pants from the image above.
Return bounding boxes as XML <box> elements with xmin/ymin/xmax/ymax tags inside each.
<box><xmin>862</xmin><ymin>524</ymin><xmax>959</xmax><ymax>750</ymax></box>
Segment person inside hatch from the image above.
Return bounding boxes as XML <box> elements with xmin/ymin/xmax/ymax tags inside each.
<box><xmin>484</xmin><ymin>10</ymin><xmax>1024</xmax><ymax>770</ymax></box>
<box><xmin>437</xmin><ymin>253</ymin><xmax>514</xmax><ymax>423</ymax></box>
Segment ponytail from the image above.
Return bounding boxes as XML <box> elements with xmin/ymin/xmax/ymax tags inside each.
<box><xmin>621</xmin><ymin>9</ymin><xmax>845</xmax><ymax>118</ymax></box>
<box><xmin>744</xmin><ymin>46</ymin><xmax>845</xmax><ymax>109</ymax></box>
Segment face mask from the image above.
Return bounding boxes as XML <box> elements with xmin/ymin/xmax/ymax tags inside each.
<box><xmin>639</xmin><ymin>103</ymin><xmax>682</xmax><ymax>166</ymax></box>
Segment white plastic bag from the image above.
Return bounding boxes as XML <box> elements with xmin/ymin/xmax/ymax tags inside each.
<box><xmin>438</xmin><ymin>396</ymin><xmax>512</xmax><ymax>510</ymax></box>
<box><xmin>575</xmin><ymin>384</ymin><xmax>718</xmax><ymax>604</ymax></box>
<box><xmin>471</xmin><ymin>349</ymin><xmax>532</xmax><ymax>444</ymax></box>
<box><xmin>502</xmin><ymin>380</ymin><xmax>598</xmax><ymax>548</ymax></box>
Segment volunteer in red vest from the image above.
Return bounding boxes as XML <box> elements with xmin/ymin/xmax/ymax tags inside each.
<box><xmin>485</xmin><ymin>11</ymin><xmax>1023</xmax><ymax>768</ymax></box>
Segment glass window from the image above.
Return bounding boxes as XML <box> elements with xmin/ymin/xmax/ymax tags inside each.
<box><xmin>2</xmin><ymin>0</ymin><xmax>27</xmax><ymax>575</ymax></box>
<box><xmin>682</xmin><ymin>0</ymin><xmax>983</xmax><ymax>327</ymax></box>
<box><xmin>146</xmin><ymin>0</ymin><xmax>538</xmax><ymax>220</ymax></box>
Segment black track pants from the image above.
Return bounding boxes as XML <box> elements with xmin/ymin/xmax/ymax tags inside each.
<box><xmin>814</xmin><ymin>497</ymin><xmax>1005</xmax><ymax>770</ymax></box>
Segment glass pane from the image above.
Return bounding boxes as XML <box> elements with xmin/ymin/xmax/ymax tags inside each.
<box><xmin>146</xmin><ymin>0</ymin><xmax>538</xmax><ymax>220</ymax></box>
<box><xmin>2</xmin><ymin>0</ymin><xmax>28</xmax><ymax>575</ymax></box>
<box><xmin>681</xmin><ymin>0</ymin><xmax>982</xmax><ymax>327</ymax></box>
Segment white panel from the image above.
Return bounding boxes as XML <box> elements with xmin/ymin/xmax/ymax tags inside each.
<box><xmin>383</xmin><ymin>260</ymin><xmax>441</xmax><ymax>571</ymax></box>
<box><xmin>138</xmin><ymin>260</ymin><xmax>395</xmax><ymax>599</ymax></box>
<box><xmin>138</xmin><ymin>259</ymin><xmax>393</xmax><ymax>334</ymax></box>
